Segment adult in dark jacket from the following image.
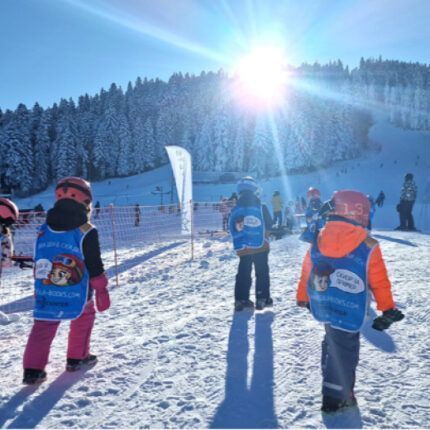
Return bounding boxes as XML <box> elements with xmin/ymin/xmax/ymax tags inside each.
<box><xmin>396</xmin><ymin>173</ymin><xmax>418</xmax><ymax>231</ymax></box>
<box><xmin>229</xmin><ymin>177</ymin><xmax>273</xmax><ymax>311</ymax></box>
<box><xmin>375</xmin><ymin>191</ymin><xmax>385</xmax><ymax>208</ymax></box>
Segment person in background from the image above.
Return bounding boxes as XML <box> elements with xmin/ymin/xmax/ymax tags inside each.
<box><xmin>134</xmin><ymin>203</ymin><xmax>141</xmax><ymax>227</ymax></box>
<box><xmin>271</xmin><ymin>191</ymin><xmax>283</xmax><ymax>228</ymax></box>
<box><xmin>219</xmin><ymin>197</ymin><xmax>230</xmax><ymax>231</ymax></box>
<box><xmin>229</xmin><ymin>177</ymin><xmax>273</xmax><ymax>311</ymax></box>
<box><xmin>228</xmin><ymin>192</ymin><xmax>238</xmax><ymax>206</ymax></box>
<box><xmin>22</xmin><ymin>177</ymin><xmax>110</xmax><ymax>385</ymax></box>
<box><xmin>367</xmin><ymin>195</ymin><xmax>376</xmax><ymax>230</ymax></box>
<box><xmin>295</xmin><ymin>196</ymin><xmax>302</xmax><ymax>214</ymax></box>
<box><xmin>396</xmin><ymin>173</ymin><xmax>418</xmax><ymax>231</ymax></box>
<box><xmin>94</xmin><ymin>201</ymin><xmax>101</xmax><ymax>219</ymax></box>
<box><xmin>301</xmin><ymin>196</ymin><xmax>307</xmax><ymax>212</ymax></box>
<box><xmin>375</xmin><ymin>191</ymin><xmax>385</xmax><ymax>208</ymax></box>
<box><xmin>300</xmin><ymin>187</ymin><xmax>324</xmax><ymax>243</ymax></box>
<box><xmin>296</xmin><ymin>190</ymin><xmax>404</xmax><ymax>413</ymax></box>
<box><xmin>0</xmin><ymin>198</ymin><xmax>19</xmax><ymax>269</ymax></box>
<box><xmin>284</xmin><ymin>202</ymin><xmax>295</xmax><ymax>232</ymax></box>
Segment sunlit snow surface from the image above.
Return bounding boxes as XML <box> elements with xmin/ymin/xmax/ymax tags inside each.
<box><xmin>2</xmin><ymin>118</ymin><xmax>430</xmax><ymax>428</ymax></box>
<box><xmin>0</xmin><ymin>231</ymin><xmax>429</xmax><ymax>428</ymax></box>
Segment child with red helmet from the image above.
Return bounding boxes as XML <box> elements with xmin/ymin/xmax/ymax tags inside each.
<box><xmin>0</xmin><ymin>198</ymin><xmax>19</xmax><ymax>268</ymax></box>
<box><xmin>296</xmin><ymin>190</ymin><xmax>404</xmax><ymax>413</ymax></box>
<box><xmin>22</xmin><ymin>177</ymin><xmax>110</xmax><ymax>384</ymax></box>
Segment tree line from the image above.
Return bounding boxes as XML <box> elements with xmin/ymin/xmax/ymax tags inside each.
<box><xmin>0</xmin><ymin>57</ymin><xmax>429</xmax><ymax>196</ymax></box>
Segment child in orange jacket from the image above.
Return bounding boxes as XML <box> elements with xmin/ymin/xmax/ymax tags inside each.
<box><xmin>296</xmin><ymin>190</ymin><xmax>404</xmax><ymax>413</ymax></box>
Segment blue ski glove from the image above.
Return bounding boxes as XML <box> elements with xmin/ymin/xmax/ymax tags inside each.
<box><xmin>372</xmin><ymin>308</ymin><xmax>404</xmax><ymax>331</ymax></box>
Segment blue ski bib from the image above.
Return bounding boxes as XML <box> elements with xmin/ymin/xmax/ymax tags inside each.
<box><xmin>229</xmin><ymin>205</ymin><xmax>265</xmax><ymax>251</ymax></box>
<box><xmin>307</xmin><ymin>241</ymin><xmax>374</xmax><ymax>332</ymax></box>
<box><xmin>33</xmin><ymin>224</ymin><xmax>91</xmax><ymax>321</ymax></box>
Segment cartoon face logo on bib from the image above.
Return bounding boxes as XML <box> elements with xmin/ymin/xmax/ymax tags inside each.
<box><xmin>310</xmin><ymin>262</ymin><xmax>335</xmax><ymax>292</ymax></box>
<box><xmin>42</xmin><ymin>254</ymin><xmax>85</xmax><ymax>287</ymax></box>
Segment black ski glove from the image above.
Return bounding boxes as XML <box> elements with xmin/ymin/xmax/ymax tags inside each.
<box><xmin>297</xmin><ymin>301</ymin><xmax>311</xmax><ymax>311</ymax></box>
<box><xmin>372</xmin><ymin>308</ymin><xmax>404</xmax><ymax>331</ymax></box>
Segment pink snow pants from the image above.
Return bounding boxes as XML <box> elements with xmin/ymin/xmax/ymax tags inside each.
<box><xmin>23</xmin><ymin>301</ymin><xmax>96</xmax><ymax>370</ymax></box>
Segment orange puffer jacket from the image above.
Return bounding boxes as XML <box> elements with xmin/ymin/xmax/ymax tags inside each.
<box><xmin>296</xmin><ymin>221</ymin><xmax>395</xmax><ymax>311</ymax></box>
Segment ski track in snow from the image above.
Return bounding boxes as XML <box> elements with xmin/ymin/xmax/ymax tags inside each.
<box><xmin>1</xmin><ymin>231</ymin><xmax>430</xmax><ymax>429</ymax></box>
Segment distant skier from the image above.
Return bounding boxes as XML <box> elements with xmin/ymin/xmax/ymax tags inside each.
<box><xmin>219</xmin><ymin>198</ymin><xmax>230</xmax><ymax>231</ymax></box>
<box><xmin>0</xmin><ymin>198</ymin><xmax>19</xmax><ymax>269</ymax></box>
<box><xmin>296</xmin><ymin>190</ymin><xmax>404</xmax><ymax>413</ymax></box>
<box><xmin>228</xmin><ymin>192</ymin><xmax>238</xmax><ymax>206</ymax></box>
<box><xmin>229</xmin><ymin>177</ymin><xmax>273</xmax><ymax>311</ymax></box>
<box><xmin>367</xmin><ymin>195</ymin><xmax>376</xmax><ymax>230</ymax></box>
<box><xmin>22</xmin><ymin>177</ymin><xmax>110</xmax><ymax>384</ymax></box>
<box><xmin>299</xmin><ymin>187</ymin><xmax>324</xmax><ymax>243</ymax></box>
<box><xmin>375</xmin><ymin>190</ymin><xmax>385</xmax><ymax>207</ymax></box>
<box><xmin>134</xmin><ymin>203</ymin><xmax>141</xmax><ymax>227</ymax></box>
<box><xmin>94</xmin><ymin>201</ymin><xmax>101</xmax><ymax>219</ymax></box>
<box><xmin>271</xmin><ymin>191</ymin><xmax>283</xmax><ymax>228</ymax></box>
<box><xmin>395</xmin><ymin>173</ymin><xmax>417</xmax><ymax>231</ymax></box>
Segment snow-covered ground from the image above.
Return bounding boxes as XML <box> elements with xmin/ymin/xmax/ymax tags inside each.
<box><xmin>1</xmin><ymin>117</ymin><xmax>429</xmax><ymax>428</ymax></box>
<box><xmin>1</xmin><ymin>230</ymin><xmax>429</xmax><ymax>428</ymax></box>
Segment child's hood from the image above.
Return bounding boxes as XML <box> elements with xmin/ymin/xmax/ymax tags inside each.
<box><xmin>317</xmin><ymin>220</ymin><xmax>368</xmax><ymax>258</ymax></box>
<box><xmin>46</xmin><ymin>199</ymin><xmax>89</xmax><ymax>231</ymax></box>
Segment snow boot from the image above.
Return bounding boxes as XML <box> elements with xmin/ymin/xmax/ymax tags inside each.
<box><xmin>66</xmin><ymin>354</ymin><xmax>98</xmax><ymax>372</ymax></box>
<box><xmin>234</xmin><ymin>299</ymin><xmax>254</xmax><ymax>312</ymax></box>
<box><xmin>321</xmin><ymin>394</ymin><xmax>357</xmax><ymax>414</ymax></box>
<box><xmin>23</xmin><ymin>368</ymin><xmax>47</xmax><ymax>385</ymax></box>
<box><xmin>256</xmin><ymin>297</ymin><xmax>273</xmax><ymax>311</ymax></box>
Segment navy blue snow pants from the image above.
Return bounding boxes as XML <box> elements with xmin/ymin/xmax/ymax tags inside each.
<box><xmin>273</xmin><ymin>211</ymin><xmax>282</xmax><ymax>227</ymax></box>
<box><xmin>235</xmin><ymin>251</ymin><xmax>270</xmax><ymax>302</ymax></box>
<box><xmin>321</xmin><ymin>324</ymin><xmax>360</xmax><ymax>400</ymax></box>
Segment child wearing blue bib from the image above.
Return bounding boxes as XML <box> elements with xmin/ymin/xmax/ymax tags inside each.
<box><xmin>296</xmin><ymin>190</ymin><xmax>404</xmax><ymax>413</ymax></box>
<box><xmin>229</xmin><ymin>177</ymin><xmax>273</xmax><ymax>311</ymax></box>
<box><xmin>23</xmin><ymin>177</ymin><xmax>110</xmax><ymax>385</ymax></box>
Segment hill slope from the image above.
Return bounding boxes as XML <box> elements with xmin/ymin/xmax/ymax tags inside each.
<box><xmin>16</xmin><ymin>118</ymin><xmax>430</xmax><ymax>231</ymax></box>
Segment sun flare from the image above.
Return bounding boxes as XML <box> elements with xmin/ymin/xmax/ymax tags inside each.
<box><xmin>233</xmin><ymin>46</ymin><xmax>289</xmax><ymax>106</ymax></box>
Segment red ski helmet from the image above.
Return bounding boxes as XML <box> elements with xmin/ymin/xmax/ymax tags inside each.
<box><xmin>0</xmin><ymin>198</ymin><xmax>19</xmax><ymax>225</ymax></box>
<box><xmin>55</xmin><ymin>177</ymin><xmax>92</xmax><ymax>206</ymax></box>
<box><xmin>331</xmin><ymin>190</ymin><xmax>370</xmax><ymax>227</ymax></box>
<box><xmin>307</xmin><ymin>187</ymin><xmax>321</xmax><ymax>199</ymax></box>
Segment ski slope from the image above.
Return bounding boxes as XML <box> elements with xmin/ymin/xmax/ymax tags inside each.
<box><xmin>0</xmin><ymin>230</ymin><xmax>429</xmax><ymax>428</ymax></box>
<box><xmin>16</xmin><ymin>119</ymin><xmax>430</xmax><ymax>232</ymax></box>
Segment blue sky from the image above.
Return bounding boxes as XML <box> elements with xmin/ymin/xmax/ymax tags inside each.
<box><xmin>1</xmin><ymin>0</ymin><xmax>429</xmax><ymax>110</ymax></box>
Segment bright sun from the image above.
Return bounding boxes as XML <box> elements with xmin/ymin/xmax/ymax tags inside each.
<box><xmin>234</xmin><ymin>46</ymin><xmax>288</xmax><ymax>106</ymax></box>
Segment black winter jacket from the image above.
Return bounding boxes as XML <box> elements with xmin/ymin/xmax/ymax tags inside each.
<box><xmin>46</xmin><ymin>199</ymin><xmax>104</xmax><ymax>278</ymax></box>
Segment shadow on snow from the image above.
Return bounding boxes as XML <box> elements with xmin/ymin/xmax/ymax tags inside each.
<box><xmin>210</xmin><ymin>311</ymin><xmax>278</xmax><ymax>429</ymax></box>
<box><xmin>0</xmin><ymin>369</ymin><xmax>92</xmax><ymax>429</ymax></box>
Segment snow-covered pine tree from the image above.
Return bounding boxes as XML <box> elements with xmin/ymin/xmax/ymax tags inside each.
<box><xmin>32</xmin><ymin>108</ymin><xmax>51</xmax><ymax>190</ymax></box>
<box><xmin>117</xmin><ymin>113</ymin><xmax>134</xmax><ymax>177</ymax></box>
<box><xmin>4</xmin><ymin>104</ymin><xmax>33</xmax><ymax>194</ymax></box>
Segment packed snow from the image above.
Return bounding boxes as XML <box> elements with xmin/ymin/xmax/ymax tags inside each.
<box><xmin>1</xmin><ymin>118</ymin><xmax>429</xmax><ymax>428</ymax></box>
<box><xmin>1</xmin><ymin>231</ymin><xmax>429</xmax><ymax>428</ymax></box>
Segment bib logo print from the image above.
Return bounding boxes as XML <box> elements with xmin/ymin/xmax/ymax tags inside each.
<box><xmin>42</xmin><ymin>254</ymin><xmax>85</xmax><ymax>287</ymax></box>
<box><xmin>330</xmin><ymin>269</ymin><xmax>365</xmax><ymax>294</ymax></box>
<box><xmin>244</xmin><ymin>215</ymin><xmax>261</xmax><ymax>227</ymax></box>
<box><xmin>310</xmin><ymin>262</ymin><xmax>335</xmax><ymax>292</ymax></box>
